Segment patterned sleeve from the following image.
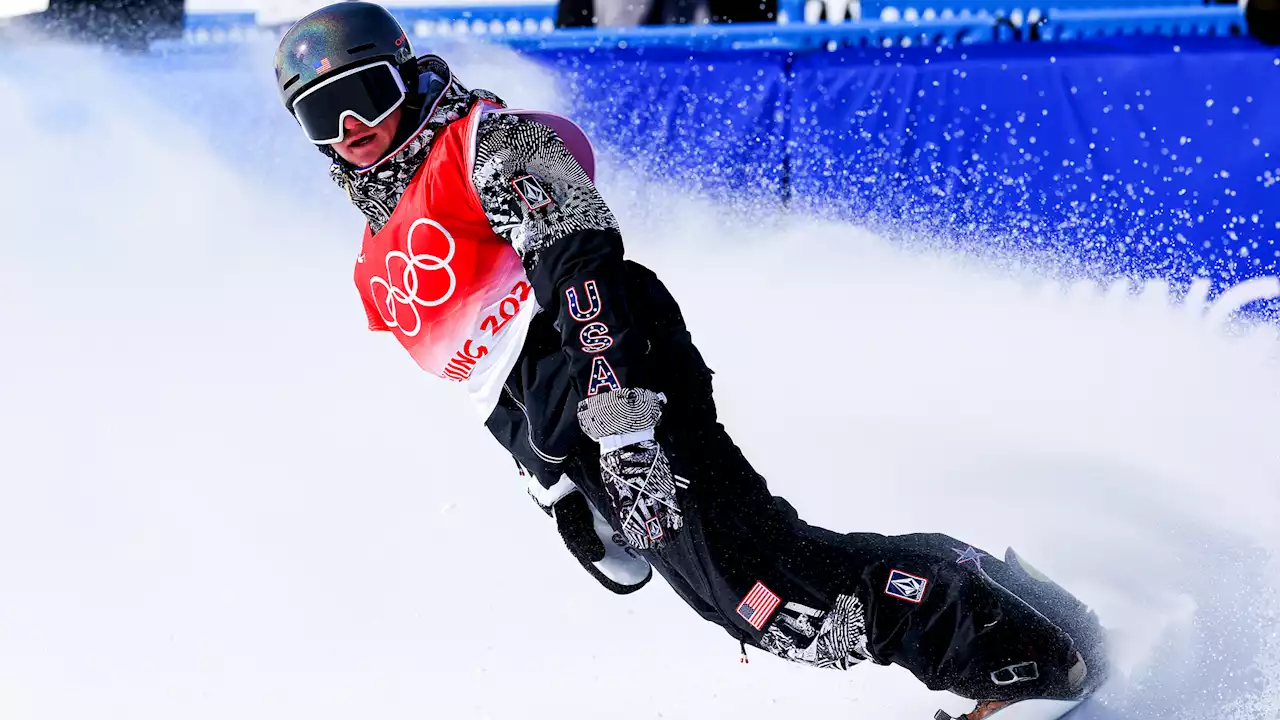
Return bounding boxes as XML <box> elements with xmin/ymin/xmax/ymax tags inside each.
<box><xmin>472</xmin><ymin>113</ymin><xmax>620</xmax><ymax>261</ymax></box>
<box><xmin>472</xmin><ymin>113</ymin><xmax>652</xmax><ymax>401</ymax></box>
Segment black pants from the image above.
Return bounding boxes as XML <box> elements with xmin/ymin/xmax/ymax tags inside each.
<box><xmin>632</xmin><ymin>430</ymin><xmax>1088</xmax><ymax>700</ymax></box>
<box><xmin>561</xmin><ymin>264</ymin><xmax>1099</xmax><ymax>702</ymax></box>
<box><xmin>505</xmin><ymin>262</ymin><xmax>1100</xmax><ymax>702</ymax></box>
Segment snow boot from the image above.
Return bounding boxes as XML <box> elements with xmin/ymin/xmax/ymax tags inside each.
<box><xmin>983</xmin><ymin>548</ymin><xmax>1109</xmax><ymax>698</ymax></box>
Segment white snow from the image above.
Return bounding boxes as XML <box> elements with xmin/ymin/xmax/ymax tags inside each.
<box><xmin>0</xmin><ymin>39</ymin><xmax>1278</xmax><ymax>720</ymax></box>
<box><xmin>0</xmin><ymin>1</ymin><xmax>50</xmax><ymax>20</ymax></box>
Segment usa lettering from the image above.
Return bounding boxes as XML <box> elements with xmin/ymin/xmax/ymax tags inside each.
<box><xmin>587</xmin><ymin>355</ymin><xmax>621</xmax><ymax>396</ymax></box>
<box><xmin>565</xmin><ymin>279</ymin><xmax>621</xmax><ymax>396</ymax></box>
<box><xmin>579</xmin><ymin>322</ymin><xmax>613</xmax><ymax>353</ymax></box>
<box><xmin>565</xmin><ymin>280</ymin><xmax>602</xmax><ymax>322</ymax></box>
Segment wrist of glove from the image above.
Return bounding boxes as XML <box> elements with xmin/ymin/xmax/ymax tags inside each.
<box><xmin>528</xmin><ymin>474</ymin><xmax>652</xmax><ymax>594</ymax></box>
<box><xmin>576</xmin><ymin>388</ymin><xmax>686</xmax><ymax>550</ymax></box>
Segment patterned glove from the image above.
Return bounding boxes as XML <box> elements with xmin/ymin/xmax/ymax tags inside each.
<box><xmin>576</xmin><ymin>388</ymin><xmax>687</xmax><ymax>550</ymax></box>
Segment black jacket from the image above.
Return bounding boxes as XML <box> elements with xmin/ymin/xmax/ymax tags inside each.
<box><xmin>486</xmin><ymin>260</ymin><xmax>717</xmax><ymax>490</ymax></box>
<box><xmin>328</xmin><ymin>57</ymin><xmax>666</xmax><ymax>490</ymax></box>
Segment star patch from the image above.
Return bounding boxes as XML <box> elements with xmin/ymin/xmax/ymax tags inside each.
<box><xmin>884</xmin><ymin>569</ymin><xmax>928</xmax><ymax>604</ymax></box>
<box><xmin>953</xmin><ymin>546</ymin><xmax>985</xmax><ymax>568</ymax></box>
<box><xmin>512</xmin><ymin>175</ymin><xmax>553</xmax><ymax>211</ymax></box>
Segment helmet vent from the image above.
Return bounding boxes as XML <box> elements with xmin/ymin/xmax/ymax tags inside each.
<box><xmin>347</xmin><ymin>42</ymin><xmax>377</xmax><ymax>54</ymax></box>
<box><xmin>282</xmin><ymin>74</ymin><xmax>301</xmax><ymax>90</ymax></box>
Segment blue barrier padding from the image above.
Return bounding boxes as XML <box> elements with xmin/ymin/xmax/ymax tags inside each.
<box><xmin>782</xmin><ymin>38</ymin><xmax>1280</xmax><ymax>283</ymax></box>
<box><xmin>521</xmin><ymin>36</ymin><xmax>1279</xmax><ymax>290</ymax></box>
<box><xmin>524</xmin><ymin>46</ymin><xmax>794</xmax><ymax>194</ymax></box>
<box><xmin>184</xmin><ymin>12</ymin><xmax>257</xmax><ymax>31</ymax></box>
<box><xmin>150</xmin><ymin>14</ymin><xmax>1278</xmax><ymax>295</ymax></box>
<box><xmin>504</xmin><ymin>20</ymin><xmax>995</xmax><ymax>51</ymax></box>
<box><xmin>182</xmin><ymin>3</ymin><xmax>1242</xmax><ymax>45</ymax></box>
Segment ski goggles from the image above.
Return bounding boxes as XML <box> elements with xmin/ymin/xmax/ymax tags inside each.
<box><xmin>291</xmin><ymin>60</ymin><xmax>407</xmax><ymax>145</ymax></box>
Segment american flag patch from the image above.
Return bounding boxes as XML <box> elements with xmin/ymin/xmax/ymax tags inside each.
<box><xmin>736</xmin><ymin>581</ymin><xmax>782</xmax><ymax>630</ymax></box>
<box><xmin>315</xmin><ymin>57</ymin><xmax>332</xmax><ymax>74</ymax></box>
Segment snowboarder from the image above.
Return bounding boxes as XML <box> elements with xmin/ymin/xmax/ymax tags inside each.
<box><xmin>273</xmin><ymin>3</ymin><xmax>1107</xmax><ymax>716</ymax></box>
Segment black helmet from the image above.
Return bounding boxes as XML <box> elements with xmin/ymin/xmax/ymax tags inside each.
<box><xmin>273</xmin><ymin>1</ymin><xmax>418</xmax><ymax>145</ymax></box>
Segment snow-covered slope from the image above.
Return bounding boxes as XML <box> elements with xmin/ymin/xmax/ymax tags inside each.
<box><xmin>0</xmin><ymin>39</ymin><xmax>1277</xmax><ymax>720</ymax></box>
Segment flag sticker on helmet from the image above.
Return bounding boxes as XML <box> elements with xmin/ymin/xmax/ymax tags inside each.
<box><xmin>512</xmin><ymin>175</ymin><xmax>553</xmax><ymax>211</ymax></box>
<box><xmin>315</xmin><ymin>57</ymin><xmax>332</xmax><ymax>74</ymax></box>
<box><xmin>394</xmin><ymin>33</ymin><xmax>413</xmax><ymax>64</ymax></box>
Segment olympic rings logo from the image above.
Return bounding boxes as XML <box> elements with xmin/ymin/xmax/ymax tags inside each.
<box><xmin>369</xmin><ymin>218</ymin><xmax>458</xmax><ymax>337</ymax></box>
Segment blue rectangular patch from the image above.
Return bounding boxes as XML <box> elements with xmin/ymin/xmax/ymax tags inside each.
<box><xmin>884</xmin><ymin>569</ymin><xmax>928</xmax><ymax>604</ymax></box>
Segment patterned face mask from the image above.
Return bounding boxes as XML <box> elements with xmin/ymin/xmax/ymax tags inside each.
<box><xmin>327</xmin><ymin>56</ymin><xmax>501</xmax><ymax>233</ymax></box>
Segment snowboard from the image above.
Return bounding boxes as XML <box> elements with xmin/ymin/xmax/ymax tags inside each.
<box><xmin>934</xmin><ymin>697</ymin><xmax>1089</xmax><ymax>720</ymax></box>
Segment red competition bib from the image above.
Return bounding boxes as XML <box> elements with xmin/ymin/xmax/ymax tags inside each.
<box><xmin>352</xmin><ymin>103</ymin><xmax>597</xmax><ymax>416</ymax></box>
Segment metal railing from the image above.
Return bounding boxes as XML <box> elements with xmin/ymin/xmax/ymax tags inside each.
<box><xmin>777</xmin><ymin>0</ymin><xmax>1226</xmax><ymax>23</ymax></box>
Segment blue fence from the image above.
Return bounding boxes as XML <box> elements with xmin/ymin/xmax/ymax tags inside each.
<box><xmin>508</xmin><ymin>32</ymin><xmax>1277</xmax><ymax>295</ymax></box>
<box><xmin>170</xmin><ymin>5</ymin><xmax>1277</xmax><ymax>307</ymax></box>
<box><xmin>778</xmin><ymin>38</ymin><xmax>1278</xmax><ymax>283</ymax></box>
<box><xmin>181</xmin><ymin>2</ymin><xmax>1246</xmax><ymax>44</ymax></box>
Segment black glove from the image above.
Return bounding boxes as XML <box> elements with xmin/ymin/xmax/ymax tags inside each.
<box><xmin>576</xmin><ymin>387</ymin><xmax>687</xmax><ymax>550</ymax></box>
<box><xmin>528</xmin><ymin>474</ymin><xmax>652</xmax><ymax>594</ymax></box>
